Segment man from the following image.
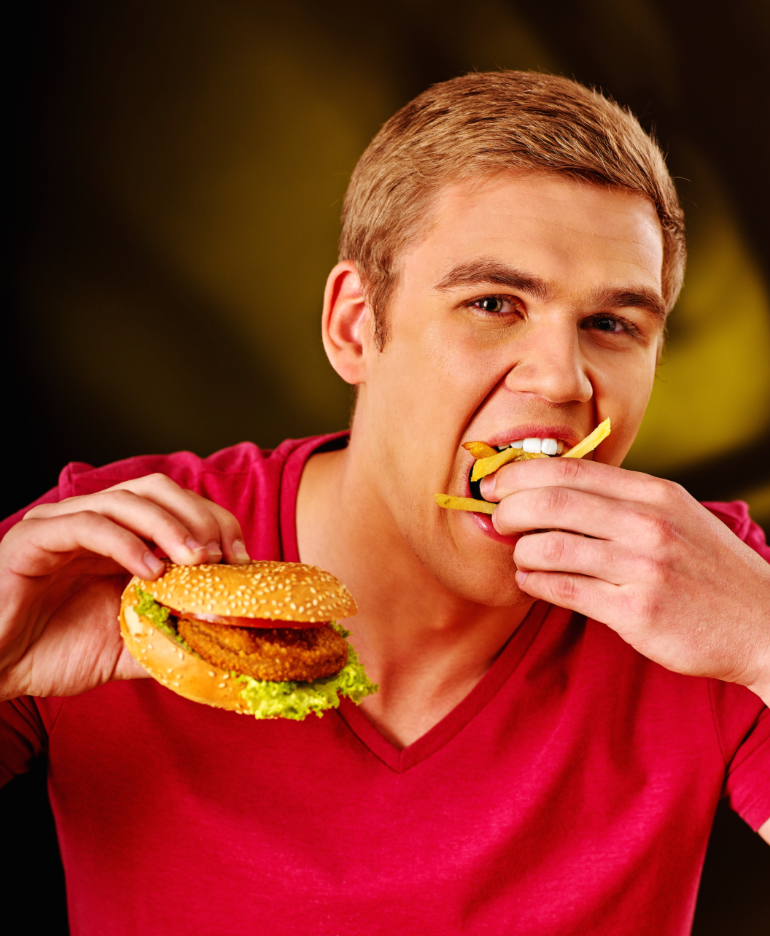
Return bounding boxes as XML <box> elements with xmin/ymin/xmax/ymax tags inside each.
<box><xmin>1</xmin><ymin>71</ymin><xmax>768</xmax><ymax>934</ymax></box>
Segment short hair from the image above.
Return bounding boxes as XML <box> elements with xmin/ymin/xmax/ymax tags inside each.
<box><xmin>339</xmin><ymin>71</ymin><xmax>685</xmax><ymax>348</ymax></box>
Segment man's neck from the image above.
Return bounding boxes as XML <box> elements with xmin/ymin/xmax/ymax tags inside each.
<box><xmin>295</xmin><ymin>443</ymin><xmax>534</xmax><ymax>748</ymax></box>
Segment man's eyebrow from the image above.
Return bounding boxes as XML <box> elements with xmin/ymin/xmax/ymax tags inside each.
<box><xmin>434</xmin><ymin>260</ymin><xmax>666</xmax><ymax>319</ymax></box>
<box><xmin>590</xmin><ymin>286</ymin><xmax>667</xmax><ymax>320</ymax></box>
<box><xmin>434</xmin><ymin>259</ymin><xmax>551</xmax><ymax>301</ymax></box>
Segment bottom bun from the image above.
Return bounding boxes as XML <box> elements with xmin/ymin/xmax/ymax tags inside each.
<box><xmin>120</xmin><ymin>603</ymin><xmax>250</xmax><ymax>713</ymax></box>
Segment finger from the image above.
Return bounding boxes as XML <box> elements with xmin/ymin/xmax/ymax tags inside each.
<box><xmin>28</xmin><ymin>487</ymin><xmax>218</xmax><ymax>566</ymax></box>
<box><xmin>3</xmin><ymin>513</ymin><xmax>169</xmax><ymax>581</ymax></box>
<box><xmin>481</xmin><ymin>456</ymin><xmax>679</xmax><ymax>507</ymax></box>
<box><xmin>182</xmin><ymin>492</ymin><xmax>249</xmax><ymax>564</ymax></box>
<box><xmin>71</xmin><ymin>475</ymin><xmax>248</xmax><ymax>563</ymax></box>
<box><xmin>514</xmin><ymin>530</ymin><xmax>629</xmax><ymax>585</ymax></box>
<box><xmin>515</xmin><ymin>568</ymin><xmax>620</xmax><ymax>622</ymax></box>
<box><xmin>493</xmin><ymin>485</ymin><xmax>640</xmax><ymax>541</ymax></box>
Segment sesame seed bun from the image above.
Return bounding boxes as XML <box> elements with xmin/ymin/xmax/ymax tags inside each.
<box><xmin>130</xmin><ymin>560</ymin><xmax>357</xmax><ymax>622</ymax></box>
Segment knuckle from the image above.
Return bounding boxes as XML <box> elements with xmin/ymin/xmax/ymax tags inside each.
<box><xmin>629</xmin><ymin>589</ymin><xmax>660</xmax><ymax>627</ymax></box>
<box><xmin>143</xmin><ymin>472</ymin><xmax>178</xmax><ymax>491</ymax></box>
<box><xmin>543</xmin><ymin>485</ymin><xmax>571</xmax><ymax>515</ymax></box>
<box><xmin>67</xmin><ymin>509</ymin><xmax>114</xmax><ymax>536</ymax></box>
<box><xmin>657</xmin><ymin>476</ymin><xmax>684</xmax><ymax>500</ymax></box>
<box><xmin>555</xmin><ymin>457</ymin><xmax>583</xmax><ymax>483</ymax></box>
<box><xmin>543</xmin><ymin>533</ymin><xmax>567</xmax><ymax>565</ymax></box>
<box><xmin>188</xmin><ymin>492</ymin><xmax>239</xmax><ymax>532</ymax></box>
<box><xmin>636</xmin><ymin>553</ymin><xmax>663</xmax><ymax>583</ymax></box>
<box><xmin>634</xmin><ymin>509</ymin><xmax>673</xmax><ymax>550</ymax></box>
<box><xmin>554</xmin><ymin>574</ymin><xmax>578</xmax><ymax>602</ymax></box>
<box><xmin>185</xmin><ymin>498</ymin><xmax>220</xmax><ymax>529</ymax></box>
<box><xmin>106</xmin><ymin>488</ymin><xmax>140</xmax><ymax>506</ymax></box>
<box><xmin>23</xmin><ymin>503</ymin><xmax>49</xmax><ymax>519</ymax></box>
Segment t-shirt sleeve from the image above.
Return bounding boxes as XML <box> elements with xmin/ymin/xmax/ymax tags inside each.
<box><xmin>701</xmin><ymin>500</ymin><xmax>770</xmax><ymax>830</ymax></box>
<box><xmin>709</xmin><ymin>680</ymin><xmax>770</xmax><ymax>831</ymax></box>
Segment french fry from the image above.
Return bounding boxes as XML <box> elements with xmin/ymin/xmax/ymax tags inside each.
<box><xmin>562</xmin><ymin>417</ymin><xmax>611</xmax><ymax>459</ymax></box>
<box><xmin>462</xmin><ymin>440</ymin><xmax>498</xmax><ymax>459</ymax></box>
<box><xmin>434</xmin><ymin>419</ymin><xmax>612</xmax><ymax>515</ymax></box>
<box><xmin>470</xmin><ymin>448</ymin><xmax>547</xmax><ymax>482</ymax></box>
<box><xmin>432</xmin><ymin>493</ymin><xmax>496</xmax><ymax>515</ymax></box>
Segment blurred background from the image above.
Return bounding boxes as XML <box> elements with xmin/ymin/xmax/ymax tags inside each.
<box><xmin>4</xmin><ymin>0</ymin><xmax>770</xmax><ymax>932</ymax></box>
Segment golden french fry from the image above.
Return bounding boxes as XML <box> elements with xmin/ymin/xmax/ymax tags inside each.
<box><xmin>462</xmin><ymin>440</ymin><xmax>498</xmax><ymax>459</ymax></box>
<box><xmin>562</xmin><ymin>418</ymin><xmax>611</xmax><ymax>459</ymax></box>
<box><xmin>435</xmin><ymin>419</ymin><xmax>613</xmax><ymax>515</ymax></box>
<box><xmin>470</xmin><ymin>448</ymin><xmax>547</xmax><ymax>482</ymax></box>
<box><xmin>433</xmin><ymin>493</ymin><xmax>496</xmax><ymax>515</ymax></box>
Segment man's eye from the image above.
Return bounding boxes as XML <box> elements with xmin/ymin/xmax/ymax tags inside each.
<box><xmin>475</xmin><ymin>297</ymin><xmax>506</xmax><ymax>313</ymax></box>
<box><xmin>592</xmin><ymin>316</ymin><xmax>624</xmax><ymax>333</ymax></box>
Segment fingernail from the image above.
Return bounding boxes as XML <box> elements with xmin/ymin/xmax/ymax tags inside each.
<box><xmin>480</xmin><ymin>476</ymin><xmax>495</xmax><ymax>499</ymax></box>
<box><xmin>185</xmin><ymin>537</ymin><xmax>205</xmax><ymax>552</ymax></box>
<box><xmin>232</xmin><ymin>540</ymin><xmax>251</xmax><ymax>562</ymax></box>
<box><xmin>515</xmin><ymin>570</ymin><xmax>529</xmax><ymax>585</ymax></box>
<box><xmin>206</xmin><ymin>540</ymin><xmax>223</xmax><ymax>559</ymax></box>
<box><xmin>143</xmin><ymin>552</ymin><xmax>165</xmax><ymax>576</ymax></box>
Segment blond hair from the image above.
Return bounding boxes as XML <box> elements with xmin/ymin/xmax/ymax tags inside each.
<box><xmin>340</xmin><ymin>71</ymin><xmax>685</xmax><ymax>347</ymax></box>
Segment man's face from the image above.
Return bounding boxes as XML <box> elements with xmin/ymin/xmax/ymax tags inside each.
<box><xmin>356</xmin><ymin>171</ymin><xmax>666</xmax><ymax>606</ymax></box>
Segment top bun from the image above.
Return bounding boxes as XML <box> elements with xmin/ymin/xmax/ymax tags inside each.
<box><xmin>131</xmin><ymin>560</ymin><xmax>357</xmax><ymax>623</ymax></box>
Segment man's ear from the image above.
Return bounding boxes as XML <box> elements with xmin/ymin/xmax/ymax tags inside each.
<box><xmin>322</xmin><ymin>261</ymin><xmax>373</xmax><ymax>385</ymax></box>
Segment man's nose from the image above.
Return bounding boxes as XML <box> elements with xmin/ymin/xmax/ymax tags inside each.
<box><xmin>502</xmin><ymin>326</ymin><xmax>593</xmax><ymax>404</ymax></box>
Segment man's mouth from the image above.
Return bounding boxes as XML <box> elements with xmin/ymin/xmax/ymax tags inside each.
<box><xmin>435</xmin><ymin>418</ymin><xmax>612</xmax><ymax>514</ymax></box>
<box><xmin>468</xmin><ymin>438</ymin><xmax>566</xmax><ymax>498</ymax></box>
<box><xmin>469</xmin><ymin>437</ymin><xmax>564</xmax><ymax>497</ymax></box>
<box><xmin>494</xmin><ymin>437</ymin><xmax>567</xmax><ymax>456</ymax></box>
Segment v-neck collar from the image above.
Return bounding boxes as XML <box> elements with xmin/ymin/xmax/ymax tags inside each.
<box><xmin>277</xmin><ymin>433</ymin><xmax>552</xmax><ymax>773</ymax></box>
<box><xmin>337</xmin><ymin>601</ymin><xmax>550</xmax><ymax>773</ymax></box>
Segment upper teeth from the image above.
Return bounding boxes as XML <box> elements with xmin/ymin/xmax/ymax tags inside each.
<box><xmin>498</xmin><ymin>438</ymin><xmax>565</xmax><ymax>455</ymax></box>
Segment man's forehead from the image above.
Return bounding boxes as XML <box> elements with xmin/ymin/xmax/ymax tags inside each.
<box><xmin>398</xmin><ymin>170</ymin><xmax>665</xmax><ymax>299</ymax></box>
<box><xmin>433</xmin><ymin>169</ymin><xmax>662</xmax><ymax>235</ymax></box>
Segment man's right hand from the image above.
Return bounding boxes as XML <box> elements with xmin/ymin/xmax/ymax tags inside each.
<box><xmin>0</xmin><ymin>474</ymin><xmax>250</xmax><ymax>701</ymax></box>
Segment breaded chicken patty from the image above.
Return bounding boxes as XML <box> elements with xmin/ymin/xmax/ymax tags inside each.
<box><xmin>177</xmin><ymin>617</ymin><xmax>349</xmax><ymax>682</ymax></box>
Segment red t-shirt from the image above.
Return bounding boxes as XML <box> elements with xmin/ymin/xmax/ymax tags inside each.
<box><xmin>1</xmin><ymin>435</ymin><xmax>769</xmax><ymax>936</ymax></box>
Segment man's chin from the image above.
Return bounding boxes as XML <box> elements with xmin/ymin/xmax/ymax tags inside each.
<box><xmin>426</xmin><ymin>519</ymin><xmax>531</xmax><ymax>608</ymax></box>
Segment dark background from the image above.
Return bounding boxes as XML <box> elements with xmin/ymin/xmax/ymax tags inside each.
<box><xmin>4</xmin><ymin>1</ymin><xmax>770</xmax><ymax>932</ymax></box>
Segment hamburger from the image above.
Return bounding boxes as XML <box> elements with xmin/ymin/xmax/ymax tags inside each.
<box><xmin>119</xmin><ymin>560</ymin><xmax>377</xmax><ymax>720</ymax></box>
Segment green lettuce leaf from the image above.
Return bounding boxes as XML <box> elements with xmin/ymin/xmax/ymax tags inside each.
<box><xmin>132</xmin><ymin>588</ymin><xmax>378</xmax><ymax>719</ymax></box>
<box><xmin>134</xmin><ymin>586</ymin><xmax>195</xmax><ymax>651</ymax></box>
